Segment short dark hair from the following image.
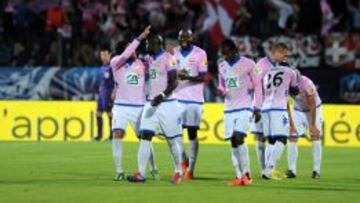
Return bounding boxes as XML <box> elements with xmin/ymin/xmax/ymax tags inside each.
<box><xmin>100</xmin><ymin>43</ymin><xmax>110</xmax><ymax>51</ymax></box>
<box><xmin>271</xmin><ymin>42</ymin><xmax>289</xmax><ymax>51</ymax></box>
<box><xmin>148</xmin><ymin>33</ymin><xmax>164</xmax><ymax>46</ymax></box>
<box><xmin>221</xmin><ymin>38</ymin><xmax>238</xmax><ymax>52</ymax></box>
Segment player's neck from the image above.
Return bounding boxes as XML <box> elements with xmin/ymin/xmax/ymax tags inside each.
<box><xmin>226</xmin><ymin>54</ymin><xmax>240</xmax><ymax>66</ymax></box>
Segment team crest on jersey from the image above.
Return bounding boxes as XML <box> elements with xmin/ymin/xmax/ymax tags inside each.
<box><xmin>226</xmin><ymin>77</ymin><xmax>238</xmax><ymax>88</ymax></box>
<box><xmin>253</xmin><ymin>66</ymin><xmax>261</xmax><ymax>75</ymax></box>
<box><xmin>126</xmin><ymin>72</ymin><xmax>139</xmax><ymax>85</ymax></box>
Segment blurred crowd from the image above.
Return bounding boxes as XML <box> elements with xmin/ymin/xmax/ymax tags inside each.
<box><xmin>0</xmin><ymin>0</ymin><xmax>359</xmax><ymax>68</ymax></box>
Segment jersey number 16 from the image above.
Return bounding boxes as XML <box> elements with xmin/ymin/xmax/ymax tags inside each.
<box><xmin>265</xmin><ymin>72</ymin><xmax>284</xmax><ymax>89</ymax></box>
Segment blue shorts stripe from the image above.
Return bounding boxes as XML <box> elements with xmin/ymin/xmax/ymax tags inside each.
<box><xmin>167</xmin><ymin>134</ymin><xmax>183</xmax><ymax>140</ymax></box>
<box><xmin>112</xmin><ymin>128</ymin><xmax>125</xmax><ymax>134</ymax></box>
<box><xmin>251</xmin><ymin>131</ymin><xmax>264</xmax><ymax>135</ymax></box>
<box><xmin>234</xmin><ymin>131</ymin><xmax>247</xmax><ymax>137</ymax></box>
<box><xmin>294</xmin><ymin>104</ymin><xmax>322</xmax><ymax>112</ymax></box>
<box><xmin>114</xmin><ymin>103</ymin><xmax>144</xmax><ymax>107</ymax></box>
<box><xmin>178</xmin><ymin>100</ymin><xmax>203</xmax><ymax>105</ymax></box>
<box><xmin>261</xmin><ymin>108</ymin><xmax>287</xmax><ymax>113</ymax></box>
<box><xmin>224</xmin><ymin>108</ymin><xmax>253</xmax><ymax>114</ymax></box>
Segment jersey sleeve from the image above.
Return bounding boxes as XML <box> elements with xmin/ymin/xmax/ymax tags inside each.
<box><xmin>166</xmin><ymin>53</ymin><xmax>178</xmax><ymax>73</ymax></box>
<box><xmin>198</xmin><ymin>50</ymin><xmax>208</xmax><ymax>74</ymax></box>
<box><xmin>289</xmin><ymin>69</ymin><xmax>299</xmax><ymax>88</ymax></box>
<box><xmin>110</xmin><ymin>39</ymin><xmax>140</xmax><ymax>69</ymax></box>
<box><xmin>217</xmin><ymin>65</ymin><xmax>226</xmax><ymax>94</ymax></box>
<box><xmin>249</xmin><ymin>60</ymin><xmax>262</xmax><ymax>109</ymax></box>
<box><xmin>303</xmin><ymin>79</ymin><xmax>316</xmax><ymax>96</ymax></box>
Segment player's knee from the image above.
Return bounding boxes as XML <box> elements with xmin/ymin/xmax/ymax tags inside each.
<box><xmin>277</xmin><ymin>137</ymin><xmax>287</xmax><ymax>145</ymax></box>
<box><xmin>96</xmin><ymin>111</ymin><xmax>102</xmax><ymax>117</ymax></box>
<box><xmin>268</xmin><ymin>137</ymin><xmax>276</xmax><ymax>144</ymax></box>
<box><xmin>187</xmin><ymin>127</ymin><xmax>198</xmax><ymax>140</ymax></box>
<box><xmin>106</xmin><ymin>111</ymin><xmax>112</xmax><ymax>118</ymax></box>
<box><xmin>256</xmin><ymin>135</ymin><xmax>266</xmax><ymax>142</ymax></box>
<box><xmin>289</xmin><ymin>137</ymin><xmax>298</xmax><ymax>142</ymax></box>
<box><xmin>113</xmin><ymin>130</ymin><xmax>124</xmax><ymax>139</ymax></box>
<box><xmin>140</xmin><ymin>130</ymin><xmax>154</xmax><ymax>141</ymax></box>
<box><xmin>311</xmin><ymin>135</ymin><xmax>321</xmax><ymax>141</ymax></box>
<box><xmin>230</xmin><ymin>136</ymin><xmax>238</xmax><ymax>148</ymax></box>
<box><xmin>230</xmin><ymin>135</ymin><xmax>244</xmax><ymax>147</ymax></box>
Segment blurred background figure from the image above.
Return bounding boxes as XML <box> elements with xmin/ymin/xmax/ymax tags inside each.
<box><xmin>94</xmin><ymin>44</ymin><xmax>114</xmax><ymax>141</ymax></box>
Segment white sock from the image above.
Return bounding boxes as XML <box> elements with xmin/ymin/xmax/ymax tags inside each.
<box><xmin>138</xmin><ymin>139</ymin><xmax>151</xmax><ymax>178</ymax></box>
<box><xmin>239</xmin><ymin>143</ymin><xmax>250</xmax><ymax>174</ymax></box>
<box><xmin>231</xmin><ymin>147</ymin><xmax>242</xmax><ymax>178</ymax></box>
<box><xmin>112</xmin><ymin>138</ymin><xmax>123</xmax><ymax>173</ymax></box>
<box><xmin>149</xmin><ymin>144</ymin><xmax>157</xmax><ymax>171</ymax></box>
<box><xmin>313</xmin><ymin>140</ymin><xmax>322</xmax><ymax>173</ymax></box>
<box><xmin>265</xmin><ymin>144</ymin><xmax>275</xmax><ymax>169</ymax></box>
<box><xmin>188</xmin><ymin>140</ymin><xmax>199</xmax><ymax>173</ymax></box>
<box><xmin>255</xmin><ymin>141</ymin><xmax>266</xmax><ymax>172</ymax></box>
<box><xmin>268</xmin><ymin>141</ymin><xmax>285</xmax><ymax>169</ymax></box>
<box><xmin>168</xmin><ymin>137</ymin><xmax>183</xmax><ymax>174</ymax></box>
<box><xmin>287</xmin><ymin>142</ymin><xmax>298</xmax><ymax>174</ymax></box>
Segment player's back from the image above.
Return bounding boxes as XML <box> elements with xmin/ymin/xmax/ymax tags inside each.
<box><xmin>261</xmin><ymin>65</ymin><xmax>297</xmax><ymax>110</ymax></box>
<box><xmin>293</xmin><ymin>76</ymin><xmax>322</xmax><ymax>111</ymax></box>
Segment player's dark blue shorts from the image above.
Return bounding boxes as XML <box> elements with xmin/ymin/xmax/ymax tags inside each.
<box><xmin>97</xmin><ymin>92</ymin><xmax>112</xmax><ymax>112</ymax></box>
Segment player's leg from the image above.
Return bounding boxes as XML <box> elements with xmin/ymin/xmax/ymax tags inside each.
<box><xmin>106</xmin><ymin>111</ymin><xmax>113</xmax><ymax>140</ymax></box>
<box><xmin>111</xmin><ymin>106</ymin><xmax>128</xmax><ymax>181</ymax></box>
<box><xmin>184</xmin><ymin>104</ymin><xmax>202</xmax><ymax>179</ymax></box>
<box><xmin>234</xmin><ymin>111</ymin><xmax>252</xmax><ymax>181</ymax></box>
<box><xmin>131</xmin><ymin>109</ymin><xmax>160</xmax><ymax>180</ymax></box>
<box><xmin>177</xmin><ymin>102</ymin><xmax>189</xmax><ymax>172</ymax></box>
<box><xmin>265</xmin><ymin>111</ymin><xmax>289</xmax><ymax>179</ymax></box>
<box><xmin>287</xmin><ymin>136</ymin><xmax>298</xmax><ymax>178</ymax></box>
<box><xmin>261</xmin><ymin>111</ymin><xmax>275</xmax><ymax>179</ymax></box>
<box><xmin>159</xmin><ymin>101</ymin><xmax>184</xmax><ymax>184</ymax></box>
<box><xmin>127</xmin><ymin>103</ymin><xmax>157</xmax><ymax>183</ymax></box>
<box><xmin>252</xmin><ymin>119</ymin><xmax>266</xmax><ymax>175</ymax></box>
<box><xmin>95</xmin><ymin>95</ymin><xmax>104</xmax><ymax>141</ymax></box>
<box><xmin>310</xmin><ymin>107</ymin><xmax>322</xmax><ymax>179</ymax></box>
<box><xmin>286</xmin><ymin>110</ymin><xmax>305</xmax><ymax>178</ymax></box>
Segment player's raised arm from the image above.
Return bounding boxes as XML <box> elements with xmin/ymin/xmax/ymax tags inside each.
<box><xmin>110</xmin><ymin>26</ymin><xmax>151</xmax><ymax>69</ymax></box>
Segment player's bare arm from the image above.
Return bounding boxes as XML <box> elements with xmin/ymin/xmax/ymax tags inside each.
<box><xmin>306</xmin><ymin>89</ymin><xmax>320</xmax><ymax>139</ymax></box>
<box><xmin>151</xmin><ymin>71</ymin><xmax>178</xmax><ymax>106</ymax></box>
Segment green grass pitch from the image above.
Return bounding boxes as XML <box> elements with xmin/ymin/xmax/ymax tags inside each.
<box><xmin>0</xmin><ymin>142</ymin><xmax>359</xmax><ymax>203</ymax></box>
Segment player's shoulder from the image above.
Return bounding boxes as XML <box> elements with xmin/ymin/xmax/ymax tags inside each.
<box><xmin>192</xmin><ymin>45</ymin><xmax>207</xmax><ymax>55</ymax></box>
<box><xmin>240</xmin><ymin>56</ymin><xmax>256</xmax><ymax>66</ymax></box>
<box><xmin>255</xmin><ymin>56</ymin><xmax>268</xmax><ymax>65</ymax></box>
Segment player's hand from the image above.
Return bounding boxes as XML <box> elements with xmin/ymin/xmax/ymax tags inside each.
<box><xmin>310</xmin><ymin>125</ymin><xmax>320</xmax><ymax>140</ymax></box>
<box><xmin>151</xmin><ymin>94</ymin><xmax>164</xmax><ymax>107</ymax></box>
<box><xmin>253</xmin><ymin>110</ymin><xmax>261</xmax><ymax>123</ymax></box>
<box><xmin>290</xmin><ymin>125</ymin><xmax>297</xmax><ymax>136</ymax></box>
<box><xmin>138</xmin><ymin>25</ymin><xmax>151</xmax><ymax>40</ymax></box>
<box><xmin>178</xmin><ymin>69</ymin><xmax>188</xmax><ymax>80</ymax></box>
<box><xmin>213</xmin><ymin>88</ymin><xmax>225</xmax><ymax>97</ymax></box>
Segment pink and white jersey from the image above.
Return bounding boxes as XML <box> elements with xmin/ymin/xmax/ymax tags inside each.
<box><xmin>261</xmin><ymin>64</ymin><xmax>298</xmax><ymax>110</ymax></box>
<box><xmin>294</xmin><ymin>76</ymin><xmax>322</xmax><ymax>111</ymax></box>
<box><xmin>173</xmin><ymin>45</ymin><xmax>208</xmax><ymax>103</ymax></box>
<box><xmin>146</xmin><ymin>51</ymin><xmax>178</xmax><ymax>100</ymax></box>
<box><xmin>218</xmin><ymin>55</ymin><xmax>262</xmax><ymax>111</ymax></box>
<box><xmin>110</xmin><ymin>39</ymin><xmax>146</xmax><ymax>105</ymax></box>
